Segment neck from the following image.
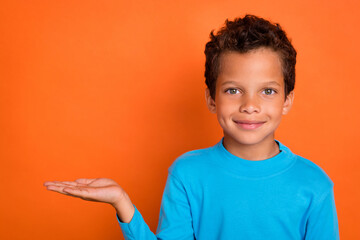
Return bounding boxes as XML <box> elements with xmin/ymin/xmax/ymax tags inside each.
<box><xmin>222</xmin><ymin>136</ymin><xmax>279</xmax><ymax>161</ymax></box>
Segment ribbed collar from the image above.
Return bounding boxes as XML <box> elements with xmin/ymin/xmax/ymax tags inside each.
<box><xmin>213</xmin><ymin>138</ymin><xmax>296</xmax><ymax>179</ymax></box>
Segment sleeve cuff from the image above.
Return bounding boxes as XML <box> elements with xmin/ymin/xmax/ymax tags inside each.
<box><xmin>116</xmin><ymin>205</ymin><xmax>142</xmax><ymax>239</ymax></box>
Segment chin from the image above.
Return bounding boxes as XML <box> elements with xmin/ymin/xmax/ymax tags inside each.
<box><xmin>235</xmin><ymin>138</ymin><xmax>266</xmax><ymax>146</ymax></box>
<box><xmin>224</xmin><ymin>132</ymin><xmax>274</xmax><ymax>147</ymax></box>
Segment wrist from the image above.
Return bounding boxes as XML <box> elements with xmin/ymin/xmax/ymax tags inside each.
<box><xmin>112</xmin><ymin>195</ymin><xmax>135</xmax><ymax>223</ymax></box>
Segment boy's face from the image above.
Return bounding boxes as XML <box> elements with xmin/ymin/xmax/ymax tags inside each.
<box><xmin>205</xmin><ymin>47</ymin><xmax>294</xmax><ymax>152</ymax></box>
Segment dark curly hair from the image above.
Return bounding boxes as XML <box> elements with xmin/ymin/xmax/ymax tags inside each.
<box><xmin>204</xmin><ymin>15</ymin><xmax>297</xmax><ymax>99</ymax></box>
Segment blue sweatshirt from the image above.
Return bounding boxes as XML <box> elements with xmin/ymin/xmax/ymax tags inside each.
<box><xmin>118</xmin><ymin>139</ymin><xmax>339</xmax><ymax>239</ymax></box>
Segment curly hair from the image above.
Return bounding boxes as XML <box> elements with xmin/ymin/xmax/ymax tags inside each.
<box><xmin>204</xmin><ymin>15</ymin><xmax>297</xmax><ymax>99</ymax></box>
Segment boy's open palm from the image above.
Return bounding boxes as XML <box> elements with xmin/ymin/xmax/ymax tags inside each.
<box><xmin>44</xmin><ymin>178</ymin><xmax>135</xmax><ymax>222</ymax></box>
<box><xmin>44</xmin><ymin>178</ymin><xmax>124</xmax><ymax>204</ymax></box>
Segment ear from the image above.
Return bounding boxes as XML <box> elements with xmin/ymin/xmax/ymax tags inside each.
<box><xmin>205</xmin><ymin>88</ymin><xmax>216</xmax><ymax>113</ymax></box>
<box><xmin>282</xmin><ymin>91</ymin><xmax>294</xmax><ymax>115</ymax></box>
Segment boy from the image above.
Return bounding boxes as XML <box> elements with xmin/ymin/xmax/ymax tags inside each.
<box><xmin>44</xmin><ymin>15</ymin><xmax>339</xmax><ymax>239</ymax></box>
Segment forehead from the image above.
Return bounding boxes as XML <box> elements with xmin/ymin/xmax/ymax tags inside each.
<box><xmin>217</xmin><ymin>48</ymin><xmax>284</xmax><ymax>86</ymax></box>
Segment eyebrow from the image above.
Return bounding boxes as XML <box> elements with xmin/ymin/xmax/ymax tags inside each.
<box><xmin>221</xmin><ymin>81</ymin><xmax>237</xmax><ymax>86</ymax></box>
<box><xmin>221</xmin><ymin>80</ymin><xmax>282</xmax><ymax>86</ymax></box>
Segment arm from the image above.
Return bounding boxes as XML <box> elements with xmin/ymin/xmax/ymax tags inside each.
<box><xmin>44</xmin><ymin>176</ymin><xmax>195</xmax><ymax>240</ymax></box>
<box><xmin>305</xmin><ymin>187</ymin><xmax>340</xmax><ymax>240</ymax></box>
<box><xmin>116</xmin><ymin>172</ymin><xmax>195</xmax><ymax>240</ymax></box>
<box><xmin>44</xmin><ymin>178</ymin><xmax>135</xmax><ymax>222</ymax></box>
<box><xmin>156</xmin><ymin>172</ymin><xmax>195</xmax><ymax>239</ymax></box>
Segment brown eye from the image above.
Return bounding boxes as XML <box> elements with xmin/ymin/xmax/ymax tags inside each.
<box><xmin>225</xmin><ymin>89</ymin><xmax>239</xmax><ymax>94</ymax></box>
<box><xmin>263</xmin><ymin>89</ymin><xmax>275</xmax><ymax>95</ymax></box>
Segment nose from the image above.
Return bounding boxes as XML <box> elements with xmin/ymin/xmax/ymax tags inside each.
<box><xmin>239</xmin><ymin>94</ymin><xmax>260</xmax><ymax>114</ymax></box>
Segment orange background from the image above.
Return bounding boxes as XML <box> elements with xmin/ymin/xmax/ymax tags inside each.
<box><xmin>1</xmin><ymin>0</ymin><xmax>359</xmax><ymax>239</ymax></box>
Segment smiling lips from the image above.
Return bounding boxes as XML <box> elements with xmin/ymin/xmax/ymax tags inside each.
<box><xmin>234</xmin><ymin>120</ymin><xmax>266</xmax><ymax>130</ymax></box>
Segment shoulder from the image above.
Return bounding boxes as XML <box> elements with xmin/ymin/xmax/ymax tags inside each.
<box><xmin>290</xmin><ymin>154</ymin><xmax>338</xmax><ymax>223</ymax></box>
<box><xmin>168</xmin><ymin>144</ymin><xmax>218</xmax><ymax>180</ymax></box>
<box><xmin>291</xmin><ymin>153</ymin><xmax>334</xmax><ymax>193</ymax></box>
<box><xmin>278</xmin><ymin>141</ymin><xmax>334</xmax><ymax>196</ymax></box>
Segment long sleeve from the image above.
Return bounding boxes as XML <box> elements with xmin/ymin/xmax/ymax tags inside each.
<box><xmin>117</xmin><ymin>206</ymin><xmax>157</xmax><ymax>240</ymax></box>
<box><xmin>117</xmin><ymin>171</ymin><xmax>195</xmax><ymax>240</ymax></box>
<box><xmin>117</xmin><ymin>140</ymin><xmax>340</xmax><ymax>239</ymax></box>
<box><xmin>155</xmin><ymin>172</ymin><xmax>195</xmax><ymax>239</ymax></box>
<box><xmin>305</xmin><ymin>187</ymin><xmax>340</xmax><ymax>240</ymax></box>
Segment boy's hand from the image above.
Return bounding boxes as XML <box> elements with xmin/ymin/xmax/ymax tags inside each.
<box><xmin>44</xmin><ymin>178</ymin><xmax>135</xmax><ymax>223</ymax></box>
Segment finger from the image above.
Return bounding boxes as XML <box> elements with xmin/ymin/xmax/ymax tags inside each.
<box><xmin>75</xmin><ymin>178</ymin><xmax>96</xmax><ymax>185</ymax></box>
<box><xmin>46</xmin><ymin>184</ymin><xmax>91</xmax><ymax>199</ymax></box>
<box><xmin>44</xmin><ymin>181</ymin><xmax>65</xmax><ymax>187</ymax></box>
<box><xmin>44</xmin><ymin>181</ymin><xmax>53</xmax><ymax>186</ymax></box>
<box><xmin>62</xmin><ymin>181</ymin><xmax>88</xmax><ymax>187</ymax></box>
<box><xmin>46</xmin><ymin>185</ymin><xmax>73</xmax><ymax>196</ymax></box>
<box><xmin>62</xmin><ymin>187</ymin><xmax>92</xmax><ymax>199</ymax></box>
<box><xmin>44</xmin><ymin>181</ymin><xmax>79</xmax><ymax>188</ymax></box>
<box><xmin>44</xmin><ymin>181</ymin><xmax>64</xmax><ymax>186</ymax></box>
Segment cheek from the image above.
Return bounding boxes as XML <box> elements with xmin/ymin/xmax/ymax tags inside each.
<box><xmin>215</xmin><ymin>100</ymin><xmax>235</xmax><ymax>127</ymax></box>
<box><xmin>263</xmin><ymin>100</ymin><xmax>284</xmax><ymax>116</ymax></box>
<box><xmin>216</xmin><ymin>98</ymin><xmax>238</xmax><ymax>115</ymax></box>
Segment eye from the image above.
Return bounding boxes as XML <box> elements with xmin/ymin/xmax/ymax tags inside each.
<box><xmin>263</xmin><ymin>88</ymin><xmax>277</xmax><ymax>95</ymax></box>
<box><xmin>225</xmin><ymin>88</ymin><xmax>240</xmax><ymax>94</ymax></box>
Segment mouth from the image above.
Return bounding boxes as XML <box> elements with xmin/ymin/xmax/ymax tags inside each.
<box><xmin>233</xmin><ymin>120</ymin><xmax>266</xmax><ymax>130</ymax></box>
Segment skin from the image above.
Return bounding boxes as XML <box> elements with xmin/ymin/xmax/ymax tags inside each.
<box><xmin>44</xmin><ymin>46</ymin><xmax>294</xmax><ymax>223</ymax></box>
<box><xmin>43</xmin><ymin>178</ymin><xmax>135</xmax><ymax>223</ymax></box>
<box><xmin>205</xmin><ymin>47</ymin><xmax>294</xmax><ymax>160</ymax></box>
